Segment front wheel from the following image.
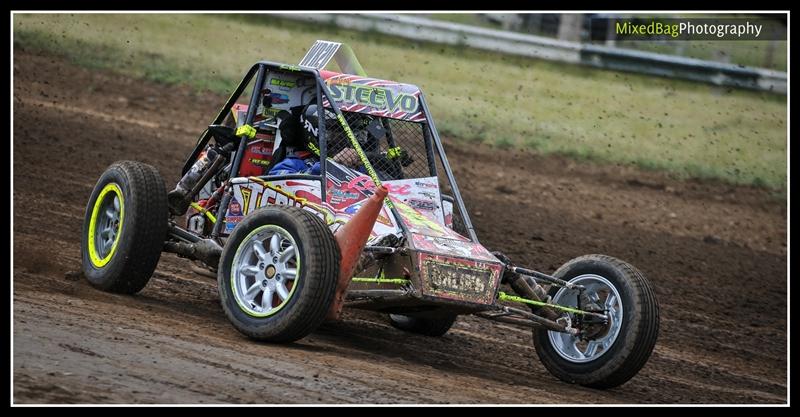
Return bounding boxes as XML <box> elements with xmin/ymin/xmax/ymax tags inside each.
<box><xmin>218</xmin><ymin>206</ymin><xmax>340</xmax><ymax>343</ymax></box>
<box><xmin>532</xmin><ymin>254</ymin><xmax>659</xmax><ymax>389</ymax></box>
<box><xmin>81</xmin><ymin>161</ymin><xmax>168</xmax><ymax>294</ymax></box>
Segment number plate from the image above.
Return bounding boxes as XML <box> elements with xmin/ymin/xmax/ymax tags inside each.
<box><xmin>418</xmin><ymin>253</ymin><xmax>502</xmax><ymax>305</ymax></box>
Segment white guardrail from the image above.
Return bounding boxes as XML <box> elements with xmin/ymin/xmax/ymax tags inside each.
<box><xmin>279</xmin><ymin>13</ymin><xmax>787</xmax><ymax>94</ymax></box>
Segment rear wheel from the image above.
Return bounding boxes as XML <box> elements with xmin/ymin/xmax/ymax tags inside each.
<box><xmin>388</xmin><ymin>313</ymin><xmax>457</xmax><ymax>337</ymax></box>
<box><xmin>532</xmin><ymin>254</ymin><xmax>659</xmax><ymax>389</ymax></box>
<box><xmin>81</xmin><ymin>161</ymin><xmax>168</xmax><ymax>294</ymax></box>
<box><xmin>218</xmin><ymin>206</ymin><xmax>340</xmax><ymax>342</ymax></box>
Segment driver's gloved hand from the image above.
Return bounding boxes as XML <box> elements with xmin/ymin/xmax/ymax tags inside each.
<box><xmin>385</xmin><ymin>147</ymin><xmax>413</xmax><ymax>167</ymax></box>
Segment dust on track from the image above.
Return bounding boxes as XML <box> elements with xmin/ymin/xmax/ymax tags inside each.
<box><xmin>12</xmin><ymin>50</ymin><xmax>787</xmax><ymax>404</ymax></box>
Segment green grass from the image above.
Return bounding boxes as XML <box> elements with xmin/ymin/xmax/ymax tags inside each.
<box><xmin>13</xmin><ymin>13</ymin><xmax>787</xmax><ymax>190</ymax></box>
<box><xmin>614</xmin><ymin>39</ymin><xmax>787</xmax><ymax>71</ymax></box>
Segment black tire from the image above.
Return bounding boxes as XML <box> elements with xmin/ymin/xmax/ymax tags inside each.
<box><xmin>218</xmin><ymin>206</ymin><xmax>340</xmax><ymax>343</ymax></box>
<box><xmin>533</xmin><ymin>254</ymin><xmax>659</xmax><ymax>389</ymax></box>
<box><xmin>81</xmin><ymin>161</ymin><xmax>168</xmax><ymax>294</ymax></box>
<box><xmin>388</xmin><ymin>313</ymin><xmax>457</xmax><ymax>337</ymax></box>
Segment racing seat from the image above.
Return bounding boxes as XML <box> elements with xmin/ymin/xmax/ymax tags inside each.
<box><xmin>263</xmin><ymin>106</ymin><xmax>306</xmax><ymax>175</ymax></box>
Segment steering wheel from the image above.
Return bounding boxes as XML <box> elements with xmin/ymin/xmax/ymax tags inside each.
<box><xmin>207</xmin><ymin>124</ymin><xmax>240</xmax><ymax>147</ymax></box>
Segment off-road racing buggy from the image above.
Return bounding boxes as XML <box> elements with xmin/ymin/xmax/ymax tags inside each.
<box><xmin>81</xmin><ymin>41</ymin><xmax>659</xmax><ymax>389</ymax></box>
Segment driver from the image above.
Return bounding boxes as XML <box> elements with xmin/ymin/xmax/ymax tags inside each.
<box><xmin>268</xmin><ymin>102</ymin><xmax>406</xmax><ymax>180</ymax></box>
<box><xmin>267</xmin><ymin>102</ymin><xmax>359</xmax><ymax>176</ymax></box>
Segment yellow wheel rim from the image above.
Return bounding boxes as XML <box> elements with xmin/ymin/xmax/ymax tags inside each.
<box><xmin>88</xmin><ymin>183</ymin><xmax>125</xmax><ymax>268</ymax></box>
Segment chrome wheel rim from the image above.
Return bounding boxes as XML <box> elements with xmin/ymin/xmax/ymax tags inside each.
<box><xmin>230</xmin><ymin>225</ymin><xmax>300</xmax><ymax>317</ymax></box>
<box><xmin>547</xmin><ymin>274</ymin><xmax>623</xmax><ymax>363</ymax></box>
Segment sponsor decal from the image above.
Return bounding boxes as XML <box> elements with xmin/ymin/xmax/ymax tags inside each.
<box><xmin>225</xmin><ymin>216</ymin><xmax>243</xmax><ymax>233</ymax></box>
<box><xmin>261</xmin><ymin>186</ymin><xmax>303</xmax><ymax>210</ymax></box>
<box><xmin>228</xmin><ymin>199</ymin><xmax>243</xmax><ymax>216</ymax></box>
<box><xmin>248</xmin><ymin>158</ymin><xmax>271</xmax><ymax>166</ymax></box>
<box><xmin>270</xmin><ymin>93</ymin><xmax>290</xmax><ymax>104</ymax></box>
<box><xmin>248</xmin><ymin>143</ymin><xmax>273</xmax><ymax>156</ymax></box>
<box><xmin>261</xmin><ymin>107</ymin><xmax>282</xmax><ymax>118</ymax></box>
<box><xmin>327</xmin><ymin>83</ymin><xmax>420</xmax><ymax>115</ymax></box>
<box><xmin>239</xmin><ymin>180</ymin><xmax>329</xmax><ymax>222</ymax></box>
<box><xmin>394</xmin><ymin>199</ymin><xmax>445</xmax><ymax>234</ymax></box>
<box><xmin>431</xmin><ymin>236</ymin><xmax>470</xmax><ymax>254</ymax></box>
<box><xmin>270</xmin><ymin>78</ymin><xmax>296</xmax><ymax>89</ymax></box>
<box><xmin>417</xmin><ymin>191</ymin><xmax>438</xmax><ymax>200</ymax></box>
<box><xmin>330</xmin><ymin>188</ymin><xmax>360</xmax><ymax>203</ymax></box>
<box><xmin>413</xmin><ymin>181</ymin><xmax>438</xmax><ymax>189</ymax></box>
<box><xmin>413</xmin><ymin>235</ymin><xmax>475</xmax><ymax>257</ymax></box>
<box><xmin>407</xmin><ymin>198</ymin><xmax>437</xmax><ymax>212</ymax></box>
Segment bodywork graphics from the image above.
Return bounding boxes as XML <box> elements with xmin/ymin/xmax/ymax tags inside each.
<box><xmin>250</xmin><ymin>69</ymin><xmax>426</xmax><ymax>123</ymax></box>
<box><xmin>321</xmin><ymin>70</ymin><xmax>426</xmax><ymax>122</ymax></box>
<box><xmin>225</xmin><ymin>161</ymin><xmax>465</xmax><ymax>247</ymax></box>
<box><xmin>383</xmin><ymin>177</ymin><xmax>445</xmax><ymax>225</ymax></box>
<box><xmin>226</xmin><ymin>177</ymin><xmax>332</xmax><ymax>234</ymax></box>
<box><xmin>411</xmin><ymin>234</ymin><xmax>498</xmax><ymax>262</ymax></box>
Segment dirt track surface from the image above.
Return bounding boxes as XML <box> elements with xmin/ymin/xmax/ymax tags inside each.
<box><xmin>12</xmin><ymin>51</ymin><xmax>787</xmax><ymax>404</ymax></box>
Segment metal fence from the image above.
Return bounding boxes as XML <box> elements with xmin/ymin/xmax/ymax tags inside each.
<box><xmin>279</xmin><ymin>13</ymin><xmax>786</xmax><ymax>94</ymax></box>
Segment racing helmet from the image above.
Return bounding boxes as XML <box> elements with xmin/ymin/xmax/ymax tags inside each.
<box><xmin>299</xmin><ymin>103</ymin><xmax>321</xmax><ymax>153</ymax></box>
<box><xmin>298</xmin><ymin>102</ymin><xmax>348</xmax><ymax>155</ymax></box>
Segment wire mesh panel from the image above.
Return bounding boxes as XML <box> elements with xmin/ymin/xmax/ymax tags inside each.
<box><xmin>322</xmin><ymin>108</ymin><xmax>473</xmax><ymax>239</ymax></box>
<box><xmin>322</xmin><ymin>110</ymin><xmax>433</xmax><ymax>181</ymax></box>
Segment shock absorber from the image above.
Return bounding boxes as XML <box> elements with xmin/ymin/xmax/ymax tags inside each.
<box><xmin>507</xmin><ymin>273</ymin><xmax>561</xmax><ymax>321</ymax></box>
<box><xmin>493</xmin><ymin>252</ymin><xmax>561</xmax><ymax>321</ymax></box>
